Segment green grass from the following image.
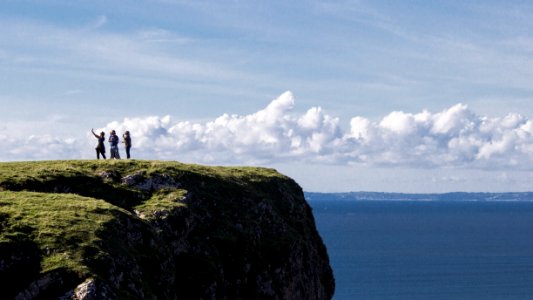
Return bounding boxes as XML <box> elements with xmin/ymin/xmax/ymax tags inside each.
<box><xmin>0</xmin><ymin>159</ymin><xmax>301</xmax><ymax>298</ymax></box>
<box><xmin>0</xmin><ymin>191</ymin><xmax>121</xmax><ymax>274</ymax></box>
<box><xmin>0</xmin><ymin>159</ymin><xmax>287</xmax><ymax>213</ymax></box>
<box><xmin>0</xmin><ymin>160</ymin><xmax>290</xmax><ymax>272</ymax></box>
<box><xmin>0</xmin><ymin>160</ymin><xmax>284</xmax><ymax>186</ymax></box>
<box><xmin>134</xmin><ymin>188</ymin><xmax>187</xmax><ymax>219</ymax></box>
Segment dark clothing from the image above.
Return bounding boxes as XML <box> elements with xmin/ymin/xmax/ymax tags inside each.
<box><xmin>96</xmin><ymin>136</ymin><xmax>105</xmax><ymax>150</ymax></box>
<box><xmin>96</xmin><ymin>148</ymin><xmax>106</xmax><ymax>159</ymax></box>
<box><xmin>95</xmin><ymin>136</ymin><xmax>106</xmax><ymax>159</ymax></box>
<box><xmin>109</xmin><ymin>134</ymin><xmax>120</xmax><ymax>159</ymax></box>
<box><xmin>109</xmin><ymin>134</ymin><xmax>119</xmax><ymax>147</ymax></box>
<box><xmin>123</xmin><ymin>134</ymin><xmax>132</xmax><ymax>159</ymax></box>
<box><xmin>123</xmin><ymin>135</ymin><xmax>131</xmax><ymax>147</ymax></box>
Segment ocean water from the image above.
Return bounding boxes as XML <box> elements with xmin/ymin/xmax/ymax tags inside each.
<box><xmin>309</xmin><ymin>200</ymin><xmax>533</xmax><ymax>300</ymax></box>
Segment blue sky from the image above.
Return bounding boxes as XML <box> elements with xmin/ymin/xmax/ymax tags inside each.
<box><xmin>1</xmin><ymin>0</ymin><xmax>533</xmax><ymax>192</ymax></box>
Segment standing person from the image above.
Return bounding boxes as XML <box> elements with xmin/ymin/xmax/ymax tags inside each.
<box><xmin>122</xmin><ymin>131</ymin><xmax>132</xmax><ymax>159</ymax></box>
<box><xmin>91</xmin><ymin>129</ymin><xmax>106</xmax><ymax>159</ymax></box>
<box><xmin>108</xmin><ymin>130</ymin><xmax>121</xmax><ymax>159</ymax></box>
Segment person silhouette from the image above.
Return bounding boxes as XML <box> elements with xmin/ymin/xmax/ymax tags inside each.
<box><xmin>91</xmin><ymin>129</ymin><xmax>106</xmax><ymax>159</ymax></box>
<box><xmin>108</xmin><ymin>130</ymin><xmax>120</xmax><ymax>159</ymax></box>
<box><xmin>122</xmin><ymin>131</ymin><xmax>132</xmax><ymax>159</ymax></box>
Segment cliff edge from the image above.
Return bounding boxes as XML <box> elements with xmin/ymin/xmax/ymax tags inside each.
<box><xmin>0</xmin><ymin>160</ymin><xmax>334</xmax><ymax>299</ymax></box>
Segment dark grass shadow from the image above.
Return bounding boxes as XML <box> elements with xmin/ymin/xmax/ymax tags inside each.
<box><xmin>0</xmin><ymin>236</ymin><xmax>41</xmax><ymax>298</ymax></box>
<box><xmin>0</xmin><ymin>175</ymin><xmax>146</xmax><ymax>211</ymax></box>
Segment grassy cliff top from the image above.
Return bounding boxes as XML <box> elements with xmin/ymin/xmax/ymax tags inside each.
<box><xmin>0</xmin><ymin>160</ymin><xmax>284</xmax><ymax>185</ymax></box>
<box><xmin>0</xmin><ymin>160</ymin><xmax>287</xmax><ymax>212</ymax></box>
<box><xmin>0</xmin><ymin>160</ymin><xmax>300</xmax><ymax>298</ymax></box>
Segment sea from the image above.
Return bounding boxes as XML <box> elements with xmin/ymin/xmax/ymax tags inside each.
<box><xmin>308</xmin><ymin>199</ymin><xmax>533</xmax><ymax>300</ymax></box>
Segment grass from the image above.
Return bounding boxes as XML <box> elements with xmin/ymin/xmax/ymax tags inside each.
<box><xmin>134</xmin><ymin>188</ymin><xmax>187</xmax><ymax>219</ymax></box>
<box><xmin>0</xmin><ymin>191</ymin><xmax>120</xmax><ymax>275</ymax></box>
<box><xmin>0</xmin><ymin>160</ymin><xmax>284</xmax><ymax>186</ymax></box>
<box><xmin>0</xmin><ymin>159</ymin><xmax>306</xmax><ymax>298</ymax></box>
<box><xmin>0</xmin><ymin>160</ymin><xmax>290</xmax><ymax>270</ymax></box>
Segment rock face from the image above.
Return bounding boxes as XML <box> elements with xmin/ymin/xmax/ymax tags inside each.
<box><xmin>0</xmin><ymin>161</ymin><xmax>334</xmax><ymax>299</ymax></box>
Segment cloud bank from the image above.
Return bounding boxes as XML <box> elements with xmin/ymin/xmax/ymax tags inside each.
<box><xmin>2</xmin><ymin>91</ymin><xmax>533</xmax><ymax>169</ymax></box>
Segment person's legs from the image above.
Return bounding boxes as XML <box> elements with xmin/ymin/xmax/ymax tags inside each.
<box><xmin>97</xmin><ymin>148</ymin><xmax>106</xmax><ymax>159</ymax></box>
<box><xmin>126</xmin><ymin>146</ymin><xmax>131</xmax><ymax>159</ymax></box>
<box><xmin>111</xmin><ymin>147</ymin><xmax>120</xmax><ymax>159</ymax></box>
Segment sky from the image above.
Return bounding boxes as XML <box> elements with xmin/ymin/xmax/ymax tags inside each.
<box><xmin>1</xmin><ymin>0</ymin><xmax>533</xmax><ymax>193</ymax></box>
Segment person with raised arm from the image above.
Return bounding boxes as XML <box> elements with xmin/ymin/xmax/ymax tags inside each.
<box><xmin>91</xmin><ymin>129</ymin><xmax>106</xmax><ymax>159</ymax></box>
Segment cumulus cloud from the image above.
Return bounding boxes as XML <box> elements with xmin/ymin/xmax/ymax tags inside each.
<box><xmin>0</xmin><ymin>134</ymin><xmax>82</xmax><ymax>161</ymax></box>
<box><xmin>2</xmin><ymin>91</ymin><xmax>533</xmax><ymax>169</ymax></box>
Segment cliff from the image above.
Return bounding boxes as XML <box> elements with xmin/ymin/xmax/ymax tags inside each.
<box><xmin>0</xmin><ymin>160</ymin><xmax>334</xmax><ymax>299</ymax></box>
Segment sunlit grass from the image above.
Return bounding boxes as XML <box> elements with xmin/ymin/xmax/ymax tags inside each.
<box><xmin>134</xmin><ymin>188</ymin><xmax>187</xmax><ymax>219</ymax></box>
<box><xmin>0</xmin><ymin>159</ymin><xmax>296</xmax><ymax>297</ymax></box>
<box><xmin>0</xmin><ymin>191</ymin><xmax>121</xmax><ymax>275</ymax></box>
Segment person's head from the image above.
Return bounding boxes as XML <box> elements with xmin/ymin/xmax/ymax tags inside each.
<box><xmin>124</xmin><ymin>131</ymin><xmax>130</xmax><ymax>136</ymax></box>
<box><xmin>100</xmin><ymin>132</ymin><xmax>105</xmax><ymax>137</ymax></box>
<box><xmin>111</xmin><ymin>130</ymin><xmax>116</xmax><ymax>135</ymax></box>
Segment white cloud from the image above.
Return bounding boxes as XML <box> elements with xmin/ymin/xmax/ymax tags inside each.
<box><xmin>2</xmin><ymin>91</ymin><xmax>533</xmax><ymax>170</ymax></box>
<box><xmin>0</xmin><ymin>134</ymin><xmax>82</xmax><ymax>161</ymax></box>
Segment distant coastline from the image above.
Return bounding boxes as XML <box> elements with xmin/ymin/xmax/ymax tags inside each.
<box><xmin>305</xmin><ymin>191</ymin><xmax>533</xmax><ymax>202</ymax></box>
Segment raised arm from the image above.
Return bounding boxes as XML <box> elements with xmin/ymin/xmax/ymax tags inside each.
<box><xmin>91</xmin><ymin>128</ymin><xmax>99</xmax><ymax>138</ymax></box>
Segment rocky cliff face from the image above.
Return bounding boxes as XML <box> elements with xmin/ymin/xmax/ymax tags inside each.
<box><xmin>0</xmin><ymin>161</ymin><xmax>334</xmax><ymax>299</ymax></box>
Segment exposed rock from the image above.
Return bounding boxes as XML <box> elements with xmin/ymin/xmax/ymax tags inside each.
<box><xmin>72</xmin><ymin>279</ymin><xmax>116</xmax><ymax>300</ymax></box>
<box><xmin>0</xmin><ymin>161</ymin><xmax>334</xmax><ymax>299</ymax></box>
<box><xmin>153</xmin><ymin>176</ymin><xmax>335</xmax><ymax>299</ymax></box>
<box><xmin>121</xmin><ymin>171</ymin><xmax>181</xmax><ymax>191</ymax></box>
<box><xmin>98</xmin><ymin>171</ymin><xmax>121</xmax><ymax>183</ymax></box>
<box><xmin>15</xmin><ymin>269</ymin><xmax>79</xmax><ymax>300</ymax></box>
